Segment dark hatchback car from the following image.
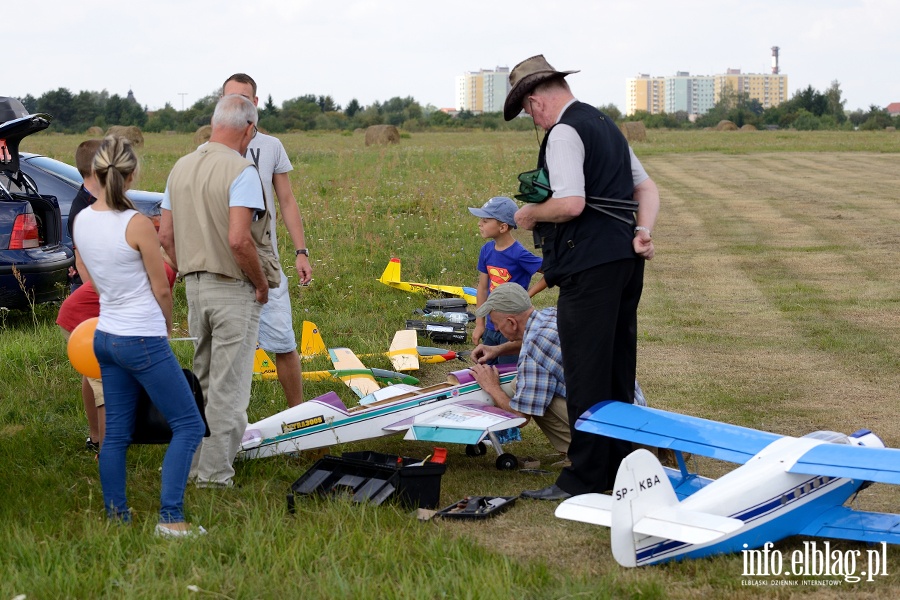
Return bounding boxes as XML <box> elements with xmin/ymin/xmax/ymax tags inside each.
<box><xmin>1</xmin><ymin>97</ymin><xmax>162</xmax><ymax>311</ymax></box>
<box><xmin>1</xmin><ymin>99</ymin><xmax>73</xmax><ymax>310</ymax></box>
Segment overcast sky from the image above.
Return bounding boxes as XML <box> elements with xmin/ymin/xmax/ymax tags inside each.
<box><xmin>8</xmin><ymin>0</ymin><xmax>898</xmax><ymax>114</ymax></box>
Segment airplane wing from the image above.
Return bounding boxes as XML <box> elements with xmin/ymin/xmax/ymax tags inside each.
<box><xmin>799</xmin><ymin>506</ymin><xmax>900</xmax><ymax>544</ymax></box>
<box><xmin>576</xmin><ymin>401</ymin><xmax>782</xmax><ymax>464</ymax></box>
<box><xmin>387</xmin><ymin>330</ymin><xmax>419</xmax><ymax>371</ymax></box>
<box><xmin>383</xmin><ymin>401</ymin><xmax>526</xmax><ymax>445</ymax></box>
<box><xmin>789</xmin><ymin>444</ymin><xmax>900</xmax><ymax>485</ymax></box>
<box><xmin>411</xmin><ymin>283</ymin><xmax>476</xmax><ymax>305</ymax></box>
<box><xmin>328</xmin><ymin>347</ymin><xmax>380</xmax><ymax>398</ymax></box>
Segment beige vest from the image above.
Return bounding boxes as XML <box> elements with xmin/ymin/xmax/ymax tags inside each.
<box><xmin>167</xmin><ymin>142</ymin><xmax>279</xmax><ymax>286</ymax></box>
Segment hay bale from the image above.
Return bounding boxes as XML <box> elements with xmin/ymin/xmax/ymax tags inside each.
<box><xmin>365</xmin><ymin>124</ymin><xmax>400</xmax><ymax>146</ymax></box>
<box><xmin>886</xmin><ymin>126</ymin><xmax>896</xmax><ymax>132</ymax></box>
<box><xmin>716</xmin><ymin>120</ymin><xmax>738</xmax><ymax>131</ymax></box>
<box><xmin>86</xmin><ymin>126</ymin><xmax>103</xmax><ymax>137</ymax></box>
<box><xmin>619</xmin><ymin>121</ymin><xmax>647</xmax><ymax>143</ymax></box>
<box><xmin>193</xmin><ymin>125</ymin><xmax>212</xmax><ymax>145</ymax></box>
<box><xmin>353</xmin><ymin>128</ymin><xmax>366</xmax><ymax>135</ymax></box>
<box><xmin>106</xmin><ymin>125</ymin><xmax>144</xmax><ymax>147</ymax></box>
<box><xmin>740</xmin><ymin>123</ymin><xmax>758</xmax><ymax>131</ymax></box>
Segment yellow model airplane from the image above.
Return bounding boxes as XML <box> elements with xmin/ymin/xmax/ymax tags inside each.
<box><xmin>254</xmin><ymin>322</ymin><xmax>423</xmax><ymax>398</ymax></box>
<box><xmin>377</xmin><ymin>258</ymin><xmax>477</xmax><ymax>305</ymax></box>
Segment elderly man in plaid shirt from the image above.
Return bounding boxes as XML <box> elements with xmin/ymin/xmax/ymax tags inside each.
<box><xmin>470</xmin><ymin>282</ymin><xmax>646</xmax><ymax>469</ymax></box>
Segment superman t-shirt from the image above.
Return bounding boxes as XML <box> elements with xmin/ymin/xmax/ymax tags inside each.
<box><xmin>477</xmin><ymin>240</ymin><xmax>542</xmax><ymax>331</ymax></box>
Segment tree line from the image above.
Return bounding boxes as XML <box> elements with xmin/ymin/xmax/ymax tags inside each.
<box><xmin>17</xmin><ymin>88</ymin><xmax>536</xmax><ymax>134</ymax></box>
<box><xmin>17</xmin><ymin>81</ymin><xmax>898</xmax><ymax>134</ymax></box>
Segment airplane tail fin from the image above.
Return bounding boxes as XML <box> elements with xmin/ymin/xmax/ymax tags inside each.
<box><xmin>607</xmin><ymin>448</ymin><xmax>681</xmax><ymax>567</ymax></box>
<box><xmin>387</xmin><ymin>329</ymin><xmax>419</xmax><ymax>371</ymax></box>
<box><xmin>253</xmin><ymin>346</ymin><xmax>278</xmax><ymax>380</ymax></box>
<box><xmin>564</xmin><ymin>448</ymin><xmax>741</xmax><ymax>567</ymax></box>
<box><xmin>378</xmin><ymin>257</ymin><xmax>402</xmax><ymax>284</ymax></box>
<box><xmin>300</xmin><ymin>321</ymin><xmax>326</xmax><ymax>358</ymax></box>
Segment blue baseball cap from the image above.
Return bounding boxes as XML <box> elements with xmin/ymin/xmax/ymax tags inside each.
<box><xmin>468</xmin><ymin>196</ymin><xmax>518</xmax><ymax>228</ymax></box>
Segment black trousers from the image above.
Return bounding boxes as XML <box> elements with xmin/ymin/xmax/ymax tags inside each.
<box><xmin>555</xmin><ymin>258</ymin><xmax>644</xmax><ymax>495</ymax></box>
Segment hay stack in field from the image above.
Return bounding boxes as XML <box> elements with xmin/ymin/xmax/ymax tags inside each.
<box><xmin>740</xmin><ymin>123</ymin><xmax>758</xmax><ymax>131</ymax></box>
<box><xmin>106</xmin><ymin>125</ymin><xmax>144</xmax><ymax>147</ymax></box>
<box><xmin>354</xmin><ymin>128</ymin><xmax>366</xmax><ymax>135</ymax></box>
<box><xmin>193</xmin><ymin>125</ymin><xmax>212</xmax><ymax>145</ymax></box>
<box><xmin>365</xmin><ymin>124</ymin><xmax>400</xmax><ymax>146</ymax></box>
<box><xmin>619</xmin><ymin>121</ymin><xmax>647</xmax><ymax>142</ymax></box>
<box><xmin>716</xmin><ymin>120</ymin><xmax>738</xmax><ymax>131</ymax></box>
<box><xmin>886</xmin><ymin>126</ymin><xmax>896</xmax><ymax>132</ymax></box>
<box><xmin>86</xmin><ymin>126</ymin><xmax>103</xmax><ymax>137</ymax></box>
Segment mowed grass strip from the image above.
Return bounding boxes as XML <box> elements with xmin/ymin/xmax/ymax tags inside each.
<box><xmin>3</xmin><ymin>130</ymin><xmax>900</xmax><ymax>598</ymax></box>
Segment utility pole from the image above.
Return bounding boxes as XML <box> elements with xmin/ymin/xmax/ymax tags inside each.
<box><xmin>178</xmin><ymin>93</ymin><xmax>188</xmax><ymax>111</ymax></box>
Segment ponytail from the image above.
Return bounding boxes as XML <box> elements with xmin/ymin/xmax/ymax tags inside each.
<box><xmin>93</xmin><ymin>135</ymin><xmax>138</xmax><ymax>212</ymax></box>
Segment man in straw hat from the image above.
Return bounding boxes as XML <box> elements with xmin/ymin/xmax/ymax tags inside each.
<box><xmin>504</xmin><ymin>55</ymin><xmax>660</xmax><ymax>500</ymax></box>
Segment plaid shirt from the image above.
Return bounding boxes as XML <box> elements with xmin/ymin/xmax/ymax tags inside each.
<box><xmin>510</xmin><ymin>308</ymin><xmax>566</xmax><ymax>416</ymax></box>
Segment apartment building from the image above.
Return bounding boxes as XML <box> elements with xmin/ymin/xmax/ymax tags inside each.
<box><xmin>626</xmin><ymin>67</ymin><xmax>789</xmax><ymax>116</ymax></box>
<box><xmin>714</xmin><ymin>69</ymin><xmax>789</xmax><ymax>109</ymax></box>
<box><xmin>625</xmin><ymin>74</ymin><xmax>666</xmax><ymax>116</ymax></box>
<box><xmin>455</xmin><ymin>67</ymin><xmax>510</xmax><ymax>114</ymax></box>
<box><xmin>664</xmin><ymin>72</ymin><xmax>715</xmax><ymax>118</ymax></box>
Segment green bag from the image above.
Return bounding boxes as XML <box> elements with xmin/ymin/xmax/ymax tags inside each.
<box><xmin>515</xmin><ymin>167</ymin><xmax>552</xmax><ymax>203</ymax></box>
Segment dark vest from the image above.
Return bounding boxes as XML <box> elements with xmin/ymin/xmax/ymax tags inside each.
<box><xmin>535</xmin><ymin>102</ymin><xmax>635</xmax><ymax>286</ymax></box>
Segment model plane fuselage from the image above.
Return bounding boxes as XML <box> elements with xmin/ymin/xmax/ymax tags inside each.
<box><xmin>555</xmin><ymin>402</ymin><xmax>900</xmax><ymax>567</ymax></box>
<box><xmin>378</xmin><ymin>258</ymin><xmax>477</xmax><ymax>305</ymax></box>
<box><xmin>240</xmin><ymin>367</ymin><xmax>521</xmax><ymax>460</ymax></box>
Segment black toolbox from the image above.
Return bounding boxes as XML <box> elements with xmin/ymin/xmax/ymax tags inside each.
<box><xmin>288</xmin><ymin>451</ymin><xmax>446</xmax><ymax>511</ymax></box>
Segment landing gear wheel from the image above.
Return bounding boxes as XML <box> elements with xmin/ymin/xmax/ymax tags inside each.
<box><xmin>496</xmin><ymin>453</ymin><xmax>518</xmax><ymax>471</ymax></box>
<box><xmin>465</xmin><ymin>442</ymin><xmax>487</xmax><ymax>457</ymax></box>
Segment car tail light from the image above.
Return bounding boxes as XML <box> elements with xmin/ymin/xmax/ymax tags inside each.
<box><xmin>10</xmin><ymin>213</ymin><xmax>40</xmax><ymax>249</ymax></box>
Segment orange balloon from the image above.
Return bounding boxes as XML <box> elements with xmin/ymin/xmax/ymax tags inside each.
<box><xmin>67</xmin><ymin>317</ymin><xmax>101</xmax><ymax>379</ymax></box>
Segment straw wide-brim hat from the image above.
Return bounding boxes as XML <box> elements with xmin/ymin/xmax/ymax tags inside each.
<box><xmin>503</xmin><ymin>55</ymin><xmax>579</xmax><ymax>121</ymax></box>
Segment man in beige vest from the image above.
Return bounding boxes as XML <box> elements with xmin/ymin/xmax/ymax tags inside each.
<box><xmin>159</xmin><ymin>94</ymin><xmax>275</xmax><ymax>488</ymax></box>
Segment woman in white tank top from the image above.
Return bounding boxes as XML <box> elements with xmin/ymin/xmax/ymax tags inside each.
<box><xmin>73</xmin><ymin>136</ymin><xmax>206</xmax><ymax>538</ymax></box>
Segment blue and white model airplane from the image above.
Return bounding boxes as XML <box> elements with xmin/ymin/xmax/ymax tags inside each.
<box><xmin>555</xmin><ymin>401</ymin><xmax>900</xmax><ymax>567</ymax></box>
<box><xmin>239</xmin><ymin>365</ymin><xmax>526</xmax><ymax>470</ymax></box>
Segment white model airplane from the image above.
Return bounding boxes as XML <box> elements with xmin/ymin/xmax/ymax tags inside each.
<box><xmin>239</xmin><ymin>364</ymin><xmax>526</xmax><ymax>470</ymax></box>
<box><xmin>555</xmin><ymin>401</ymin><xmax>900</xmax><ymax>567</ymax></box>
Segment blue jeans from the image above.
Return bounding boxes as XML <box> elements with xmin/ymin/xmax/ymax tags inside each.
<box><xmin>94</xmin><ymin>331</ymin><xmax>205</xmax><ymax>523</ymax></box>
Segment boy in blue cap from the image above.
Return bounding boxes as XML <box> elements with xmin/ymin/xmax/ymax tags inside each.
<box><xmin>468</xmin><ymin>196</ymin><xmax>544</xmax><ymax>365</ymax></box>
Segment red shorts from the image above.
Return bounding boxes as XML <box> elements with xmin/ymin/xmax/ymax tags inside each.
<box><xmin>56</xmin><ymin>281</ymin><xmax>100</xmax><ymax>333</ymax></box>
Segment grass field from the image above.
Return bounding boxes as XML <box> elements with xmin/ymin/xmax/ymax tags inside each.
<box><xmin>2</xmin><ymin>129</ymin><xmax>899</xmax><ymax>599</ymax></box>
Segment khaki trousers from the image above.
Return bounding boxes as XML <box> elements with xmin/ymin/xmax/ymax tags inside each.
<box><xmin>186</xmin><ymin>272</ymin><xmax>261</xmax><ymax>486</ymax></box>
<box><xmin>532</xmin><ymin>394</ymin><xmax>571</xmax><ymax>455</ymax></box>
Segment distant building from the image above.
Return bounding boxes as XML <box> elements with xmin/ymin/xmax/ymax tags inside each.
<box><xmin>455</xmin><ymin>67</ymin><xmax>510</xmax><ymax>114</ymax></box>
<box><xmin>625</xmin><ymin>74</ymin><xmax>665</xmax><ymax>116</ymax></box>
<box><xmin>663</xmin><ymin>72</ymin><xmax>715</xmax><ymax>119</ymax></box>
<box><xmin>126</xmin><ymin>89</ymin><xmax>138</xmax><ymax>104</ymax></box>
<box><xmin>887</xmin><ymin>102</ymin><xmax>900</xmax><ymax>117</ymax></box>
<box><xmin>714</xmin><ymin>69</ymin><xmax>788</xmax><ymax>109</ymax></box>
<box><xmin>626</xmin><ymin>48</ymin><xmax>790</xmax><ymax>117</ymax></box>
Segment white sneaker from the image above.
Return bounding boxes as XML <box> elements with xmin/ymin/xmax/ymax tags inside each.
<box><xmin>155</xmin><ymin>523</ymin><xmax>207</xmax><ymax>538</ymax></box>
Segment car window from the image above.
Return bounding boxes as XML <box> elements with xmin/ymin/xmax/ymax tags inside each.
<box><xmin>24</xmin><ymin>155</ymin><xmax>84</xmax><ymax>187</ymax></box>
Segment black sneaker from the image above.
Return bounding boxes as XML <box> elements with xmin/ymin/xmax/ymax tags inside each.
<box><xmin>86</xmin><ymin>437</ymin><xmax>100</xmax><ymax>453</ymax></box>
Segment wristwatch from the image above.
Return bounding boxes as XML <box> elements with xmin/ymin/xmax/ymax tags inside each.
<box><xmin>295</xmin><ymin>248</ymin><xmax>309</xmax><ymax>257</ymax></box>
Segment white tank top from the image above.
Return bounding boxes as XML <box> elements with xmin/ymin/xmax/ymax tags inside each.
<box><xmin>73</xmin><ymin>206</ymin><xmax>167</xmax><ymax>337</ymax></box>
